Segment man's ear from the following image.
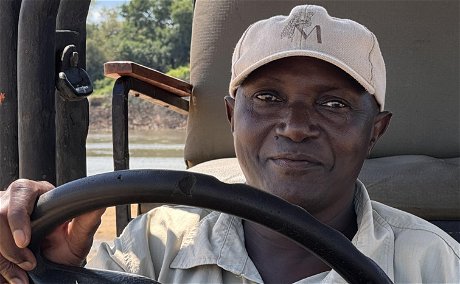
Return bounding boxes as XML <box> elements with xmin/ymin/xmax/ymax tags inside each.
<box><xmin>224</xmin><ymin>96</ymin><xmax>235</xmax><ymax>132</ymax></box>
<box><xmin>368</xmin><ymin>111</ymin><xmax>392</xmax><ymax>155</ymax></box>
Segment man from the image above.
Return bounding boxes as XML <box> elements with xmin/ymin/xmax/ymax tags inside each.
<box><xmin>0</xmin><ymin>4</ymin><xmax>459</xmax><ymax>284</ymax></box>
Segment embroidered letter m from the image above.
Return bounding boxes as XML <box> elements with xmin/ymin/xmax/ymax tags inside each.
<box><xmin>301</xmin><ymin>25</ymin><xmax>322</xmax><ymax>44</ymax></box>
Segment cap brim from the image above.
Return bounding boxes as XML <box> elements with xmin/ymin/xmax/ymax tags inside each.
<box><xmin>230</xmin><ymin>50</ymin><xmax>375</xmax><ymax>97</ymax></box>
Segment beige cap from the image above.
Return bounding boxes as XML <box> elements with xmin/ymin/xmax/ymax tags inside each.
<box><xmin>230</xmin><ymin>5</ymin><xmax>386</xmax><ymax>111</ymax></box>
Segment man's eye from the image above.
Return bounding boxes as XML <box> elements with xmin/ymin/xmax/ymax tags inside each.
<box><xmin>322</xmin><ymin>101</ymin><xmax>346</xmax><ymax>108</ymax></box>
<box><xmin>255</xmin><ymin>93</ymin><xmax>282</xmax><ymax>102</ymax></box>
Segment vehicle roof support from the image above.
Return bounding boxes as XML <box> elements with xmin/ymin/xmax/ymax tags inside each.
<box><xmin>0</xmin><ymin>0</ymin><xmax>22</xmax><ymax>190</ymax></box>
<box><xmin>0</xmin><ymin>0</ymin><xmax>92</xmax><ymax>188</ymax></box>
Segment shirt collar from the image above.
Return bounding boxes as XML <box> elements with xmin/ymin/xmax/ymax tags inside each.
<box><xmin>170</xmin><ymin>180</ymin><xmax>394</xmax><ymax>283</ymax></box>
<box><xmin>170</xmin><ymin>211</ymin><xmax>263</xmax><ymax>283</ymax></box>
<box><xmin>352</xmin><ymin>180</ymin><xmax>395</xmax><ymax>280</ymax></box>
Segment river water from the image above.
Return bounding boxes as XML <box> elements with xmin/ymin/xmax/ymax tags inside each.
<box><xmin>86</xmin><ymin>129</ymin><xmax>187</xmax><ymax>176</ymax></box>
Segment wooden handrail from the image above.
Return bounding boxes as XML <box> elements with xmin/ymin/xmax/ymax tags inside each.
<box><xmin>104</xmin><ymin>61</ymin><xmax>192</xmax><ymax>98</ymax></box>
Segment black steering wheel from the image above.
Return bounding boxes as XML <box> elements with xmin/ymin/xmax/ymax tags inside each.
<box><xmin>28</xmin><ymin>170</ymin><xmax>392</xmax><ymax>283</ymax></box>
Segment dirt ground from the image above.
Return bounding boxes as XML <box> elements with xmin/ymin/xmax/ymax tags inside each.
<box><xmin>94</xmin><ymin>206</ymin><xmax>118</xmax><ymax>240</ymax></box>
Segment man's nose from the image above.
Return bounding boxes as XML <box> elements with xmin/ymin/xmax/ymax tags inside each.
<box><xmin>275</xmin><ymin>104</ymin><xmax>320</xmax><ymax>142</ymax></box>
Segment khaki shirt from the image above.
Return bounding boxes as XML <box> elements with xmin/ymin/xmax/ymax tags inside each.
<box><xmin>88</xmin><ymin>181</ymin><xmax>460</xmax><ymax>283</ymax></box>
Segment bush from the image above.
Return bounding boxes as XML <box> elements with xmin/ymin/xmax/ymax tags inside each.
<box><xmin>166</xmin><ymin>65</ymin><xmax>190</xmax><ymax>82</ymax></box>
<box><xmin>93</xmin><ymin>77</ymin><xmax>115</xmax><ymax>97</ymax></box>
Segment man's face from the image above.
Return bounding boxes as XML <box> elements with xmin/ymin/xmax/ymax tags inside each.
<box><xmin>226</xmin><ymin>57</ymin><xmax>391</xmax><ymax>218</ymax></box>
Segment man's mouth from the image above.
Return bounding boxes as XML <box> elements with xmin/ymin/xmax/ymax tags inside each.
<box><xmin>269</xmin><ymin>154</ymin><xmax>323</xmax><ymax>170</ymax></box>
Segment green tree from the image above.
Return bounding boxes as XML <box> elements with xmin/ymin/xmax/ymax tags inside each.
<box><xmin>118</xmin><ymin>0</ymin><xmax>193</xmax><ymax>71</ymax></box>
<box><xmin>167</xmin><ymin>65</ymin><xmax>190</xmax><ymax>81</ymax></box>
<box><xmin>169</xmin><ymin>0</ymin><xmax>193</xmax><ymax>68</ymax></box>
<box><xmin>86</xmin><ymin>0</ymin><xmax>193</xmax><ymax>83</ymax></box>
<box><xmin>120</xmin><ymin>0</ymin><xmax>172</xmax><ymax>37</ymax></box>
<box><xmin>86</xmin><ymin>8</ymin><xmax>124</xmax><ymax>81</ymax></box>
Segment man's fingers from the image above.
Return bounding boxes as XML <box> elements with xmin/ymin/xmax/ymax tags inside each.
<box><xmin>7</xmin><ymin>210</ymin><xmax>30</xmax><ymax>250</ymax></box>
<box><xmin>0</xmin><ymin>217</ymin><xmax>36</xmax><ymax>272</ymax></box>
<box><xmin>0</xmin><ymin>179</ymin><xmax>53</xmax><ymax>272</ymax></box>
<box><xmin>6</xmin><ymin>180</ymin><xmax>54</xmax><ymax>248</ymax></box>
<box><xmin>69</xmin><ymin>208</ymin><xmax>106</xmax><ymax>245</ymax></box>
<box><xmin>0</xmin><ymin>253</ymin><xmax>29</xmax><ymax>284</ymax></box>
<box><xmin>72</xmin><ymin>209</ymin><xmax>106</xmax><ymax>233</ymax></box>
<box><xmin>42</xmin><ymin>208</ymin><xmax>106</xmax><ymax>266</ymax></box>
<box><xmin>68</xmin><ymin>209</ymin><xmax>106</xmax><ymax>260</ymax></box>
<box><xmin>2</xmin><ymin>179</ymin><xmax>104</xmax><ymax>273</ymax></box>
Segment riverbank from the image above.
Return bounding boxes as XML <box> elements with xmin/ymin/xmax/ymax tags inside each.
<box><xmin>88</xmin><ymin>95</ymin><xmax>187</xmax><ymax>132</ymax></box>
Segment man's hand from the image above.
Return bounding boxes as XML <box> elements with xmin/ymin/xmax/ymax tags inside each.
<box><xmin>0</xmin><ymin>179</ymin><xmax>105</xmax><ymax>284</ymax></box>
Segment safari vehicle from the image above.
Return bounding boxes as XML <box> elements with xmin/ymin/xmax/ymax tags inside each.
<box><xmin>0</xmin><ymin>0</ymin><xmax>458</xmax><ymax>283</ymax></box>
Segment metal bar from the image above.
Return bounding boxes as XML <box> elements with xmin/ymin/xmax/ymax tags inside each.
<box><xmin>112</xmin><ymin>78</ymin><xmax>130</xmax><ymax>171</ymax></box>
<box><xmin>112</xmin><ymin>77</ymin><xmax>132</xmax><ymax>235</ymax></box>
<box><xmin>17</xmin><ymin>0</ymin><xmax>61</xmax><ymax>184</ymax></box>
<box><xmin>111</xmin><ymin>76</ymin><xmax>189</xmax><ymax>233</ymax></box>
<box><xmin>0</xmin><ymin>0</ymin><xmax>22</xmax><ymax>190</ymax></box>
<box><xmin>55</xmin><ymin>0</ymin><xmax>91</xmax><ymax>185</ymax></box>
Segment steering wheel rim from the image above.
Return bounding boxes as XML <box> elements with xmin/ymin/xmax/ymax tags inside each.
<box><xmin>28</xmin><ymin>169</ymin><xmax>392</xmax><ymax>283</ymax></box>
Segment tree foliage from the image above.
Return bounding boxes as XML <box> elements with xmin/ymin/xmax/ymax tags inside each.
<box><xmin>86</xmin><ymin>0</ymin><xmax>193</xmax><ymax>83</ymax></box>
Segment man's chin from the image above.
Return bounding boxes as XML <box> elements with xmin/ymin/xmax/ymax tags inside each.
<box><xmin>259</xmin><ymin>179</ymin><xmax>326</xmax><ymax>201</ymax></box>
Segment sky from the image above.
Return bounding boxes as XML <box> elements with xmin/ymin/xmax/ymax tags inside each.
<box><xmin>87</xmin><ymin>0</ymin><xmax>131</xmax><ymax>23</ymax></box>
